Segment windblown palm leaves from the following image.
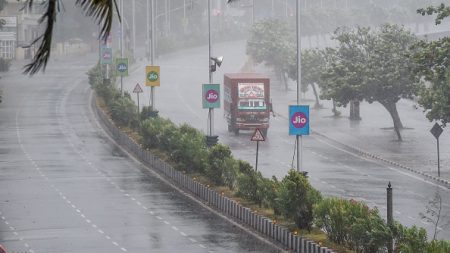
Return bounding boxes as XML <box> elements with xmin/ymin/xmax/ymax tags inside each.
<box><xmin>23</xmin><ymin>0</ymin><xmax>119</xmax><ymax>75</ymax></box>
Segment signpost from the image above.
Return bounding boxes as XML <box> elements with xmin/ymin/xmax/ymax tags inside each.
<box><xmin>251</xmin><ymin>128</ymin><xmax>266</xmax><ymax>171</ymax></box>
<box><xmin>289</xmin><ymin>105</ymin><xmax>310</xmax><ymax>172</ymax></box>
<box><xmin>202</xmin><ymin>84</ymin><xmax>220</xmax><ymax>109</ymax></box>
<box><xmin>430</xmin><ymin>123</ymin><xmax>444</xmax><ymax>177</ymax></box>
<box><xmin>133</xmin><ymin>83</ymin><xmax>144</xmax><ymax>117</ymax></box>
<box><xmin>203</xmin><ymin>84</ymin><xmax>220</xmax><ymax>146</ymax></box>
<box><xmin>100</xmin><ymin>46</ymin><xmax>113</xmax><ymax>65</ymax></box>
<box><xmin>116</xmin><ymin>58</ymin><xmax>129</xmax><ymax>76</ymax></box>
<box><xmin>146</xmin><ymin>66</ymin><xmax>160</xmax><ymax>110</ymax></box>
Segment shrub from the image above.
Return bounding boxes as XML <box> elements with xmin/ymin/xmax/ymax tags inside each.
<box><xmin>426</xmin><ymin>240</ymin><xmax>450</xmax><ymax>253</ymax></box>
<box><xmin>140</xmin><ymin>106</ymin><xmax>159</xmax><ymax>120</ymax></box>
<box><xmin>109</xmin><ymin>92</ymin><xmax>138</xmax><ymax>127</ymax></box>
<box><xmin>277</xmin><ymin>170</ymin><xmax>321</xmax><ymax>231</ymax></box>
<box><xmin>205</xmin><ymin>144</ymin><xmax>234</xmax><ymax>186</ymax></box>
<box><xmin>392</xmin><ymin>223</ymin><xmax>428</xmax><ymax>253</ymax></box>
<box><xmin>141</xmin><ymin>117</ymin><xmax>175</xmax><ymax>150</ymax></box>
<box><xmin>171</xmin><ymin>124</ymin><xmax>208</xmax><ymax>173</ymax></box>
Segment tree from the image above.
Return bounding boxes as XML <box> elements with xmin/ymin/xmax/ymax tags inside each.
<box><xmin>419</xmin><ymin>191</ymin><xmax>449</xmax><ymax>241</ymax></box>
<box><xmin>320</xmin><ymin>24</ymin><xmax>421</xmax><ymax>141</ymax></box>
<box><xmin>414</xmin><ymin>4</ymin><xmax>450</xmax><ymax>126</ymax></box>
<box><xmin>246</xmin><ymin>19</ymin><xmax>294</xmax><ymax>89</ymax></box>
<box><xmin>22</xmin><ymin>0</ymin><xmax>119</xmax><ymax>75</ymax></box>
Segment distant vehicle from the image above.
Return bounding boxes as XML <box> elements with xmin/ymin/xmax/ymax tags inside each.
<box><xmin>0</xmin><ymin>244</ymin><xmax>7</xmax><ymax>253</ymax></box>
<box><xmin>224</xmin><ymin>73</ymin><xmax>272</xmax><ymax>136</ymax></box>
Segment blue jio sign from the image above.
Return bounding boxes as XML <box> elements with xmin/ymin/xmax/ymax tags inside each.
<box><xmin>289</xmin><ymin>105</ymin><xmax>310</xmax><ymax>136</ymax></box>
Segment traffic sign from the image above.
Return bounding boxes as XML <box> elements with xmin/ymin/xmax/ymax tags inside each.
<box><xmin>430</xmin><ymin>123</ymin><xmax>443</xmax><ymax>139</ymax></box>
<box><xmin>251</xmin><ymin>128</ymin><xmax>265</xmax><ymax>142</ymax></box>
<box><xmin>100</xmin><ymin>47</ymin><xmax>113</xmax><ymax>65</ymax></box>
<box><xmin>146</xmin><ymin>66</ymin><xmax>160</xmax><ymax>86</ymax></box>
<box><xmin>202</xmin><ymin>84</ymin><xmax>220</xmax><ymax>108</ymax></box>
<box><xmin>115</xmin><ymin>58</ymin><xmax>129</xmax><ymax>76</ymax></box>
<box><xmin>289</xmin><ymin>105</ymin><xmax>310</xmax><ymax>136</ymax></box>
<box><xmin>133</xmin><ymin>83</ymin><xmax>143</xmax><ymax>93</ymax></box>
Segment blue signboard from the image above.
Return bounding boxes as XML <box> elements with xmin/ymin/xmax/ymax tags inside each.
<box><xmin>289</xmin><ymin>105</ymin><xmax>310</xmax><ymax>136</ymax></box>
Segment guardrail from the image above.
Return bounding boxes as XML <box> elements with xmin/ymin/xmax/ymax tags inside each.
<box><xmin>92</xmin><ymin>94</ymin><xmax>336</xmax><ymax>253</ymax></box>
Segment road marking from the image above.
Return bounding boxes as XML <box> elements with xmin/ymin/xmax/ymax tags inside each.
<box><xmin>156</xmin><ymin>216</ymin><xmax>162</xmax><ymax>220</ymax></box>
<box><xmin>92</xmin><ymin>224</ymin><xmax>97</xmax><ymax>229</ymax></box>
<box><xmin>180</xmin><ymin>232</ymin><xmax>187</xmax><ymax>237</ymax></box>
<box><xmin>189</xmin><ymin>238</ymin><xmax>197</xmax><ymax>243</ymax></box>
<box><xmin>106</xmin><ymin>235</ymin><xmax>111</xmax><ymax>240</ymax></box>
<box><xmin>121</xmin><ymin>247</ymin><xmax>127</xmax><ymax>252</ymax></box>
<box><xmin>199</xmin><ymin>244</ymin><xmax>206</xmax><ymax>248</ymax></box>
<box><xmin>112</xmin><ymin>241</ymin><xmax>119</xmax><ymax>246</ymax></box>
<box><xmin>86</xmin><ymin>219</ymin><xmax>91</xmax><ymax>223</ymax></box>
<box><xmin>172</xmin><ymin>226</ymin><xmax>179</xmax><ymax>231</ymax></box>
<box><xmin>4</xmin><ymin>221</ymin><xmax>9</xmax><ymax>225</ymax></box>
<box><xmin>163</xmin><ymin>220</ymin><xmax>170</xmax><ymax>225</ymax></box>
<box><xmin>98</xmin><ymin>229</ymin><xmax>104</xmax><ymax>234</ymax></box>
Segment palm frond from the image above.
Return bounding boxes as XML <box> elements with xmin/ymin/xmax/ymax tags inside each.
<box><xmin>23</xmin><ymin>0</ymin><xmax>119</xmax><ymax>75</ymax></box>
<box><xmin>23</xmin><ymin>0</ymin><xmax>58</xmax><ymax>75</ymax></box>
<box><xmin>76</xmin><ymin>0</ymin><xmax>120</xmax><ymax>41</ymax></box>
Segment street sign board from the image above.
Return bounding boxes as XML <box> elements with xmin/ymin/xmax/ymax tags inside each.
<box><xmin>115</xmin><ymin>58</ymin><xmax>128</xmax><ymax>76</ymax></box>
<box><xmin>430</xmin><ymin>123</ymin><xmax>443</xmax><ymax>139</ymax></box>
<box><xmin>100</xmin><ymin>47</ymin><xmax>113</xmax><ymax>65</ymax></box>
<box><xmin>146</xmin><ymin>66</ymin><xmax>160</xmax><ymax>86</ymax></box>
<box><xmin>133</xmin><ymin>83</ymin><xmax>143</xmax><ymax>93</ymax></box>
<box><xmin>289</xmin><ymin>105</ymin><xmax>310</xmax><ymax>136</ymax></box>
<box><xmin>202</xmin><ymin>84</ymin><xmax>220</xmax><ymax>108</ymax></box>
<box><xmin>251</xmin><ymin>128</ymin><xmax>265</xmax><ymax>142</ymax></box>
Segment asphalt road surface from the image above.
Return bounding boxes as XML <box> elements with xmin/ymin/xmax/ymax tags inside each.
<box><xmin>0</xmin><ymin>56</ymin><xmax>280</xmax><ymax>253</ymax></box>
<box><xmin>125</xmin><ymin>41</ymin><xmax>450</xmax><ymax>240</ymax></box>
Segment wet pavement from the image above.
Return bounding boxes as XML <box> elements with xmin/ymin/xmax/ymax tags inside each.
<box><xmin>124</xmin><ymin>40</ymin><xmax>450</xmax><ymax>240</ymax></box>
<box><xmin>0</xmin><ymin>57</ymin><xmax>280</xmax><ymax>253</ymax></box>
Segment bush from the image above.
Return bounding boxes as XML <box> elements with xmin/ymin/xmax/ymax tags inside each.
<box><xmin>141</xmin><ymin>117</ymin><xmax>176</xmax><ymax>150</ymax></box>
<box><xmin>393</xmin><ymin>223</ymin><xmax>428</xmax><ymax>253</ymax></box>
<box><xmin>426</xmin><ymin>240</ymin><xmax>450</xmax><ymax>253</ymax></box>
<box><xmin>109</xmin><ymin>92</ymin><xmax>138</xmax><ymax>128</ymax></box>
<box><xmin>277</xmin><ymin>170</ymin><xmax>321</xmax><ymax>231</ymax></box>
<box><xmin>205</xmin><ymin>144</ymin><xmax>235</xmax><ymax>186</ymax></box>
<box><xmin>140</xmin><ymin>106</ymin><xmax>159</xmax><ymax>120</ymax></box>
<box><xmin>171</xmin><ymin>124</ymin><xmax>208</xmax><ymax>173</ymax></box>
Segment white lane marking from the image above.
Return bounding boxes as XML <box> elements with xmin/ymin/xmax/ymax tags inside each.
<box><xmin>106</xmin><ymin>235</ymin><xmax>111</xmax><ymax>240</ymax></box>
<box><xmin>24</xmin><ymin>243</ymin><xmax>29</xmax><ymax>248</ymax></box>
<box><xmin>76</xmin><ymin>209</ymin><xmax>81</xmax><ymax>213</ymax></box>
<box><xmin>136</xmin><ymin>201</ymin><xmax>142</xmax><ymax>206</ymax></box>
<box><xmin>163</xmin><ymin>221</ymin><xmax>170</xmax><ymax>225</ymax></box>
<box><xmin>92</xmin><ymin>224</ymin><xmax>98</xmax><ymax>229</ymax></box>
<box><xmin>199</xmin><ymin>244</ymin><xmax>206</xmax><ymax>248</ymax></box>
<box><xmin>143</xmin><ymin>206</ymin><xmax>148</xmax><ymax>210</ymax></box>
<box><xmin>98</xmin><ymin>229</ymin><xmax>104</xmax><ymax>234</ymax></box>
<box><xmin>189</xmin><ymin>238</ymin><xmax>197</xmax><ymax>243</ymax></box>
<box><xmin>156</xmin><ymin>216</ymin><xmax>162</xmax><ymax>220</ymax></box>
<box><xmin>71</xmin><ymin>204</ymin><xmax>76</xmax><ymax>209</ymax></box>
<box><xmin>149</xmin><ymin>211</ymin><xmax>154</xmax><ymax>215</ymax></box>
<box><xmin>172</xmin><ymin>226</ymin><xmax>179</xmax><ymax>231</ymax></box>
<box><xmin>13</xmin><ymin>232</ymin><xmax>18</xmax><ymax>236</ymax></box>
<box><xmin>86</xmin><ymin>219</ymin><xmax>91</xmax><ymax>223</ymax></box>
<box><xmin>112</xmin><ymin>241</ymin><xmax>119</xmax><ymax>246</ymax></box>
<box><xmin>9</xmin><ymin>226</ymin><xmax>14</xmax><ymax>230</ymax></box>
<box><xmin>180</xmin><ymin>231</ymin><xmax>187</xmax><ymax>237</ymax></box>
<box><xmin>131</xmin><ymin>197</ymin><xmax>136</xmax><ymax>201</ymax></box>
<box><xmin>4</xmin><ymin>221</ymin><xmax>9</xmax><ymax>225</ymax></box>
<box><xmin>81</xmin><ymin>214</ymin><xmax>85</xmax><ymax>218</ymax></box>
<box><xmin>121</xmin><ymin>247</ymin><xmax>127</xmax><ymax>252</ymax></box>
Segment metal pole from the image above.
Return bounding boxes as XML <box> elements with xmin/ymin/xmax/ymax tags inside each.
<box><xmin>120</xmin><ymin>0</ymin><xmax>124</xmax><ymax>94</ymax></box>
<box><xmin>387</xmin><ymin>182</ymin><xmax>393</xmax><ymax>253</ymax></box>
<box><xmin>296</xmin><ymin>0</ymin><xmax>302</xmax><ymax>172</ymax></box>
<box><xmin>251</xmin><ymin>0</ymin><xmax>255</xmax><ymax>24</ymax></box>
<box><xmin>146</xmin><ymin>0</ymin><xmax>150</xmax><ymax>61</ymax></box>
<box><xmin>208</xmin><ymin>0</ymin><xmax>213</xmax><ymax>136</ymax></box>
<box><xmin>132</xmin><ymin>0</ymin><xmax>136</xmax><ymax>60</ymax></box>
<box><xmin>150</xmin><ymin>0</ymin><xmax>156</xmax><ymax>109</ymax></box>
<box><xmin>437</xmin><ymin>138</ymin><xmax>440</xmax><ymax>177</ymax></box>
<box><xmin>137</xmin><ymin>93</ymin><xmax>140</xmax><ymax>115</ymax></box>
<box><xmin>255</xmin><ymin>141</ymin><xmax>259</xmax><ymax>171</ymax></box>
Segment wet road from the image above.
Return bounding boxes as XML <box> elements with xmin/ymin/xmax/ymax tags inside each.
<box><xmin>0</xmin><ymin>57</ymin><xmax>280</xmax><ymax>253</ymax></box>
<box><xmin>124</xmin><ymin>41</ymin><xmax>450</xmax><ymax>240</ymax></box>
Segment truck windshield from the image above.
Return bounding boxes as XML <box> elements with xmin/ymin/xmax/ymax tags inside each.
<box><xmin>238</xmin><ymin>99</ymin><xmax>266</xmax><ymax>110</ymax></box>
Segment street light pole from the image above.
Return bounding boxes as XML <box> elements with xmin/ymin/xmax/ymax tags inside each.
<box><xmin>296</xmin><ymin>0</ymin><xmax>302</xmax><ymax>172</ymax></box>
<box><xmin>146</xmin><ymin>0</ymin><xmax>150</xmax><ymax>61</ymax></box>
<box><xmin>132</xmin><ymin>0</ymin><xmax>136</xmax><ymax>60</ymax></box>
<box><xmin>120</xmin><ymin>0</ymin><xmax>124</xmax><ymax>94</ymax></box>
<box><xmin>208</xmin><ymin>0</ymin><xmax>213</xmax><ymax>137</ymax></box>
<box><xmin>150</xmin><ymin>0</ymin><xmax>156</xmax><ymax>110</ymax></box>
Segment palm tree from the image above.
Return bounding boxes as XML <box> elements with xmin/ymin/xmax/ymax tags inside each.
<box><xmin>23</xmin><ymin>0</ymin><xmax>119</xmax><ymax>75</ymax></box>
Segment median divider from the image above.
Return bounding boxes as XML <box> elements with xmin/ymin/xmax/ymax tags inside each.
<box><xmin>92</xmin><ymin>93</ymin><xmax>335</xmax><ymax>253</ymax></box>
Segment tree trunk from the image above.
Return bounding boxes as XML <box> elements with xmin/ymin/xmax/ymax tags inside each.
<box><xmin>332</xmin><ymin>99</ymin><xmax>340</xmax><ymax>116</ymax></box>
<box><xmin>381</xmin><ymin>102</ymin><xmax>404</xmax><ymax>141</ymax></box>
<box><xmin>311</xmin><ymin>83</ymin><xmax>321</xmax><ymax>108</ymax></box>
<box><xmin>349</xmin><ymin>100</ymin><xmax>361</xmax><ymax>120</ymax></box>
<box><xmin>281</xmin><ymin>71</ymin><xmax>288</xmax><ymax>90</ymax></box>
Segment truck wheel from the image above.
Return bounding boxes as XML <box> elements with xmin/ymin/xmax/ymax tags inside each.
<box><xmin>234</xmin><ymin>128</ymin><xmax>239</xmax><ymax>135</ymax></box>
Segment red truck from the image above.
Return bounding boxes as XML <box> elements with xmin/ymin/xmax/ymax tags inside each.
<box><xmin>224</xmin><ymin>73</ymin><xmax>272</xmax><ymax>136</ymax></box>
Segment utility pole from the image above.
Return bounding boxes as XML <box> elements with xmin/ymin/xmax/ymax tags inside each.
<box><xmin>132</xmin><ymin>0</ymin><xmax>136</xmax><ymax>61</ymax></box>
<box><xmin>120</xmin><ymin>0</ymin><xmax>124</xmax><ymax>94</ymax></box>
<box><xmin>387</xmin><ymin>182</ymin><xmax>394</xmax><ymax>253</ymax></box>
<box><xmin>208</xmin><ymin>0</ymin><xmax>213</xmax><ymax>137</ymax></box>
<box><xmin>146</xmin><ymin>0</ymin><xmax>150</xmax><ymax>61</ymax></box>
<box><xmin>296</xmin><ymin>0</ymin><xmax>302</xmax><ymax>172</ymax></box>
<box><xmin>150</xmin><ymin>0</ymin><xmax>156</xmax><ymax>110</ymax></box>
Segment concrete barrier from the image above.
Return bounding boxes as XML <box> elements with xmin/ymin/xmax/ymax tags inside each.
<box><xmin>92</xmin><ymin>95</ymin><xmax>337</xmax><ymax>253</ymax></box>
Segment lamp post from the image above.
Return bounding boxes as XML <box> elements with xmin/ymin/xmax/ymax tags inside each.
<box><xmin>296</xmin><ymin>0</ymin><xmax>302</xmax><ymax>172</ymax></box>
<box><xmin>120</xmin><ymin>0</ymin><xmax>124</xmax><ymax>94</ymax></box>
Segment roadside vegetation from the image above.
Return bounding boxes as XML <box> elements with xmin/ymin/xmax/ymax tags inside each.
<box><xmin>88</xmin><ymin>61</ymin><xmax>450</xmax><ymax>253</ymax></box>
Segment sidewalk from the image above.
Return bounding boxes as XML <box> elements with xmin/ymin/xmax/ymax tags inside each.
<box><xmin>268</xmin><ymin>79</ymin><xmax>450</xmax><ymax>186</ymax></box>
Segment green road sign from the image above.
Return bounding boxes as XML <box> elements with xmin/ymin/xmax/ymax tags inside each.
<box><xmin>115</xmin><ymin>58</ymin><xmax>128</xmax><ymax>76</ymax></box>
<box><xmin>202</xmin><ymin>84</ymin><xmax>220</xmax><ymax>109</ymax></box>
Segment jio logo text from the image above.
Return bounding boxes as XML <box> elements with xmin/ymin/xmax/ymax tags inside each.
<box><xmin>205</xmin><ymin>89</ymin><xmax>219</xmax><ymax>103</ymax></box>
<box><xmin>291</xmin><ymin>112</ymin><xmax>308</xmax><ymax>128</ymax></box>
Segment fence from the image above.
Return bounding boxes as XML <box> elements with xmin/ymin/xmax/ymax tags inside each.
<box><xmin>92</xmin><ymin>95</ymin><xmax>336</xmax><ymax>253</ymax></box>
